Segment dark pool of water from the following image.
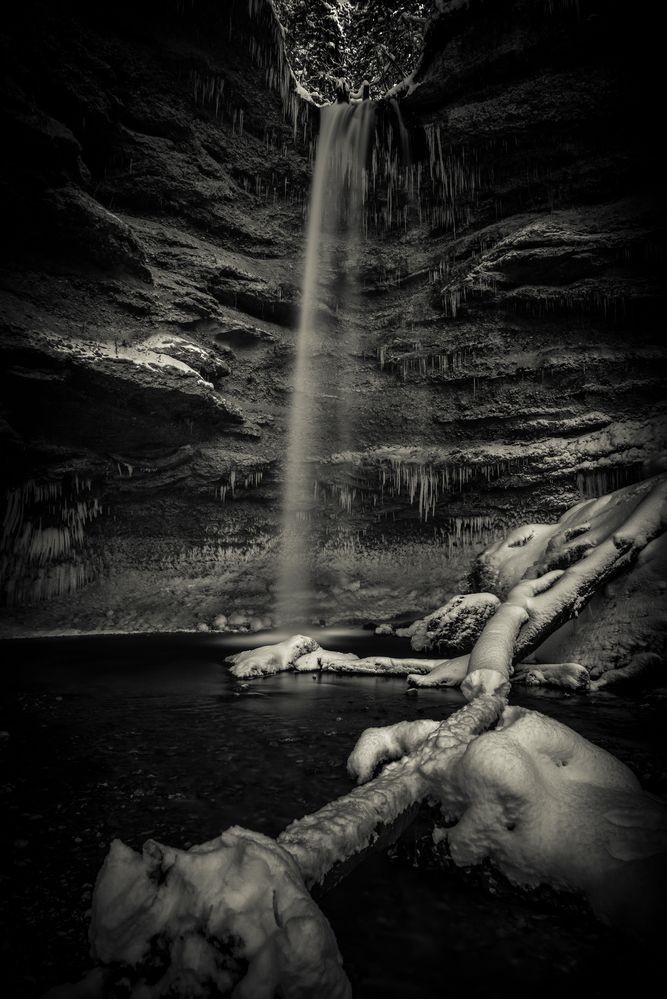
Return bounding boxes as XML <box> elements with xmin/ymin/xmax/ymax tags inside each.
<box><xmin>3</xmin><ymin>632</ymin><xmax>666</xmax><ymax>997</ymax></box>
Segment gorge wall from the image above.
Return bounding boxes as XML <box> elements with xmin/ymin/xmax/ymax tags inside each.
<box><xmin>1</xmin><ymin>0</ymin><xmax>664</xmax><ymax>635</ymax></box>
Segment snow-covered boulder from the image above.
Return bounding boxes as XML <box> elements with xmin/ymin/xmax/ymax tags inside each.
<box><xmin>430</xmin><ymin>706</ymin><xmax>667</xmax><ymax>940</ymax></box>
<box><xmin>75</xmin><ymin>828</ymin><xmax>350</xmax><ymax>998</ymax></box>
<box><xmin>294</xmin><ymin>649</ymin><xmax>360</xmax><ymax>671</ymax></box>
<box><xmin>396</xmin><ymin>592</ymin><xmax>500</xmax><ymax>653</ymax></box>
<box><xmin>226</xmin><ymin>635</ymin><xmax>318</xmax><ymax>678</ymax></box>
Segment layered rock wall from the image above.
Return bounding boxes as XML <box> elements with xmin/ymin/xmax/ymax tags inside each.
<box><xmin>1</xmin><ymin>0</ymin><xmax>664</xmax><ymax>632</ymax></box>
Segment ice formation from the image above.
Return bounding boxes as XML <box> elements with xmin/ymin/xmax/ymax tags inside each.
<box><xmin>321</xmin><ymin>452</ymin><xmax>522</xmax><ymax>522</ymax></box>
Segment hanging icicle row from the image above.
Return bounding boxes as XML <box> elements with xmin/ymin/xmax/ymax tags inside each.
<box><xmin>215</xmin><ymin>470</ymin><xmax>265</xmax><ymax>502</ymax></box>
<box><xmin>1</xmin><ymin>475</ymin><xmax>105</xmax><ymax>605</ymax></box>
<box><xmin>317</xmin><ymin>458</ymin><xmax>524</xmax><ymax>524</ymax></box>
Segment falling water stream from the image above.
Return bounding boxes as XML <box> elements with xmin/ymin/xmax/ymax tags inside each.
<box><xmin>276</xmin><ymin>101</ymin><xmax>375</xmax><ymax>623</ymax></box>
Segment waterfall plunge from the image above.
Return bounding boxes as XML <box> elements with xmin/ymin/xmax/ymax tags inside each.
<box><xmin>276</xmin><ymin>102</ymin><xmax>375</xmax><ymax>623</ymax></box>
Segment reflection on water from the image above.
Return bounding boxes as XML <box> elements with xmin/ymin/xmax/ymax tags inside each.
<box><xmin>3</xmin><ymin>633</ymin><xmax>665</xmax><ymax>998</ymax></box>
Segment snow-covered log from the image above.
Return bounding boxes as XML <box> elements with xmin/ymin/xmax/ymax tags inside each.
<box><xmin>295</xmin><ymin>652</ymin><xmax>443</xmax><ymax>676</ymax></box>
<box><xmin>509</xmin><ymin>483</ymin><xmax>666</xmax><ymax>660</ymax></box>
<box><xmin>62</xmin><ymin>695</ymin><xmax>503</xmax><ymax>998</ymax></box>
<box><xmin>279</xmin><ymin>692</ymin><xmax>505</xmax><ymax>888</ymax></box>
<box><xmin>411</xmin><ymin>477</ymin><xmax>666</xmax><ymax>690</ymax></box>
<box><xmin>461</xmin><ymin>572</ymin><xmax>563</xmax><ymax>701</ymax></box>
<box><xmin>227</xmin><ymin>638</ymin><xmax>448</xmax><ymax>678</ymax></box>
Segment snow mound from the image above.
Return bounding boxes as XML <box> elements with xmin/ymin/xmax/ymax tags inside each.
<box><xmin>84</xmin><ymin>827</ymin><xmax>350</xmax><ymax>998</ymax></box>
<box><xmin>226</xmin><ymin>635</ymin><xmax>318</xmax><ymax>678</ymax></box>
<box><xmin>432</xmin><ymin>706</ymin><xmax>667</xmax><ymax>939</ymax></box>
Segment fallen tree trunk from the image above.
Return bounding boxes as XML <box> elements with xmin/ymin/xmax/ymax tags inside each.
<box><xmin>57</xmin><ymin>562</ymin><xmax>533</xmax><ymax>998</ymax></box>
<box><xmin>277</xmin><ymin>692</ymin><xmax>504</xmax><ymax>888</ymax></box>
<box><xmin>411</xmin><ymin>479</ymin><xmax>667</xmax><ymax>689</ymax></box>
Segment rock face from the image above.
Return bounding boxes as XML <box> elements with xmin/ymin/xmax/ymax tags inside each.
<box><xmin>0</xmin><ymin>0</ymin><xmax>311</xmax><ymax>630</ymax></box>
<box><xmin>1</xmin><ymin>0</ymin><xmax>664</xmax><ymax>633</ymax></box>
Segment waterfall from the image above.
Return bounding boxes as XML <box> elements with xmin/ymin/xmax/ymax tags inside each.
<box><xmin>276</xmin><ymin>101</ymin><xmax>375</xmax><ymax>622</ymax></box>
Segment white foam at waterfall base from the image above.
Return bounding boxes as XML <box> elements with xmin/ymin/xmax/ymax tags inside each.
<box><xmin>276</xmin><ymin>101</ymin><xmax>375</xmax><ymax>622</ymax></box>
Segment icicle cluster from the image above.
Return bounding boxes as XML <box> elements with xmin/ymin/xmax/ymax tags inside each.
<box><xmin>1</xmin><ymin>476</ymin><xmax>103</xmax><ymax>605</ymax></box>
<box><xmin>434</xmin><ymin>516</ymin><xmax>497</xmax><ymax>553</ymax></box>
<box><xmin>192</xmin><ymin>69</ymin><xmax>227</xmax><ymax>117</ymax></box>
<box><xmin>215</xmin><ymin>469</ymin><xmax>264</xmax><ymax>502</ymax></box>
<box><xmin>317</xmin><ymin>458</ymin><xmax>522</xmax><ymax>523</ymax></box>
<box><xmin>378</xmin><ymin>343</ymin><xmax>475</xmax><ymax>380</ymax></box>
<box><xmin>168</xmin><ymin>540</ymin><xmax>272</xmax><ymax>566</ymax></box>
<box><xmin>245</xmin><ymin>0</ymin><xmax>312</xmax><ymax>139</ymax></box>
<box><xmin>543</xmin><ymin>0</ymin><xmax>581</xmax><ymax>15</ymax></box>
<box><xmin>576</xmin><ymin>465</ymin><xmax>644</xmax><ymax>499</ymax></box>
<box><xmin>190</xmin><ymin>67</ymin><xmax>308</xmax><ymax>208</ymax></box>
<box><xmin>361</xmin><ymin>117</ymin><xmax>485</xmax><ymax>234</ymax></box>
<box><xmin>315</xmin><ymin>516</ymin><xmax>498</xmax><ymax>554</ymax></box>
<box><xmin>509</xmin><ymin>287</ymin><xmax>627</xmax><ymax>319</ymax></box>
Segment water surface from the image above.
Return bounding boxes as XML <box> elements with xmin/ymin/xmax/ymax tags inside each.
<box><xmin>3</xmin><ymin>632</ymin><xmax>665</xmax><ymax>997</ymax></box>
